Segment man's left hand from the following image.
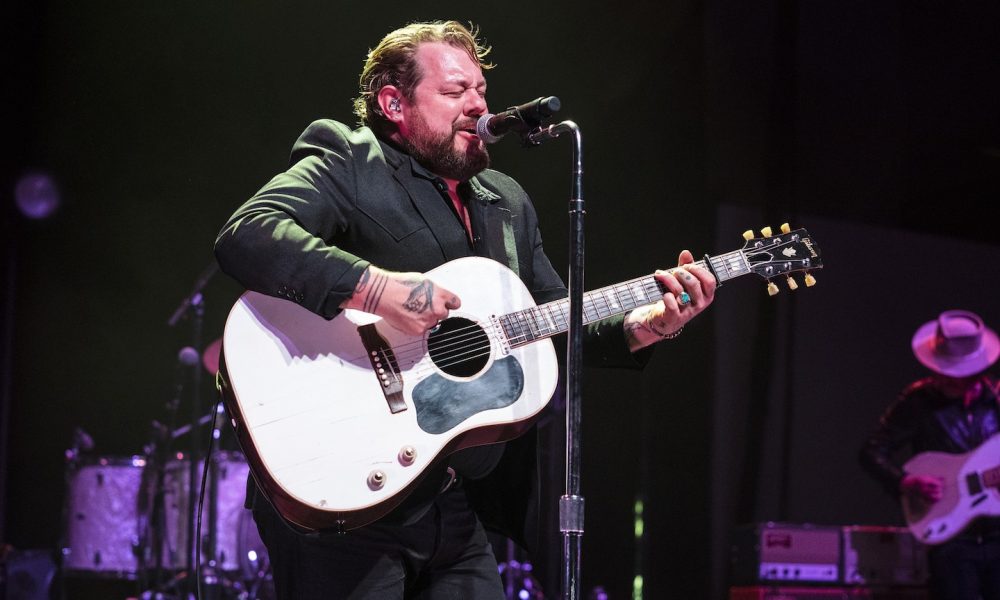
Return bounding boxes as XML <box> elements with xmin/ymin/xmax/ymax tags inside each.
<box><xmin>624</xmin><ymin>250</ymin><xmax>717</xmax><ymax>351</ymax></box>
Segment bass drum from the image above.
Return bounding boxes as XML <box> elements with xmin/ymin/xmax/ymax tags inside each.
<box><xmin>61</xmin><ymin>456</ymin><xmax>145</xmax><ymax>578</ymax></box>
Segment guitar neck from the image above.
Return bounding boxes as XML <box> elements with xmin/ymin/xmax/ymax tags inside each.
<box><xmin>498</xmin><ymin>250</ymin><xmax>752</xmax><ymax>348</ymax></box>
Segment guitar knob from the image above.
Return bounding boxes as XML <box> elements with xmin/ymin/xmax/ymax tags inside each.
<box><xmin>742</xmin><ymin>230</ymin><xmax>754</xmax><ymax>241</ymax></box>
<box><xmin>804</xmin><ymin>273</ymin><xmax>817</xmax><ymax>287</ymax></box>
<box><xmin>767</xmin><ymin>282</ymin><xmax>779</xmax><ymax>296</ymax></box>
<box><xmin>786</xmin><ymin>276</ymin><xmax>798</xmax><ymax>290</ymax></box>
<box><xmin>398</xmin><ymin>446</ymin><xmax>417</xmax><ymax>466</ymax></box>
<box><xmin>761</xmin><ymin>226</ymin><xmax>773</xmax><ymax>238</ymax></box>
<box><xmin>780</xmin><ymin>223</ymin><xmax>791</xmax><ymax>234</ymax></box>
<box><xmin>367</xmin><ymin>470</ymin><xmax>387</xmax><ymax>490</ymax></box>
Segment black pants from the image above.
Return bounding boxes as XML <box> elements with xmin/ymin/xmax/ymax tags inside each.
<box><xmin>928</xmin><ymin>536</ymin><xmax>1000</xmax><ymax>600</ymax></box>
<box><xmin>252</xmin><ymin>486</ymin><xmax>505</xmax><ymax>600</ymax></box>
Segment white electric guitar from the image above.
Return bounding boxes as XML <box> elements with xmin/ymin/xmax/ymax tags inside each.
<box><xmin>219</xmin><ymin>226</ymin><xmax>822</xmax><ymax>532</ymax></box>
<box><xmin>902</xmin><ymin>434</ymin><xmax>1000</xmax><ymax>544</ymax></box>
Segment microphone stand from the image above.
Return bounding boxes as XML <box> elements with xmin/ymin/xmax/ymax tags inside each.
<box><xmin>166</xmin><ymin>261</ymin><xmax>218</xmax><ymax>597</ymax></box>
<box><xmin>524</xmin><ymin>121</ymin><xmax>585</xmax><ymax>600</ymax></box>
<box><xmin>185</xmin><ymin>297</ymin><xmax>205</xmax><ymax>597</ymax></box>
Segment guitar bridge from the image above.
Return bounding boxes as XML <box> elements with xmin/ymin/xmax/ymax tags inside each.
<box><xmin>357</xmin><ymin>324</ymin><xmax>407</xmax><ymax>414</ymax></box>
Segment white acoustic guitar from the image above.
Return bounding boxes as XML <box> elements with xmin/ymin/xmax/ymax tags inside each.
<box><xmin>902</xmin><ymin>434</ymin><xmax>1000</xmax><ymax>544</ymax></box>
<box><xmin>219</xmin><ymin>227</ymin><xmax>822</xmax><ymax>532</ymax></box>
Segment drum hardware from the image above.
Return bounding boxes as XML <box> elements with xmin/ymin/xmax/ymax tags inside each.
<box><xmin>167</xmin><ymin>264</ymin><xmax>213</xmax><ymax>598</ymax></box>
<box><xmin>64</xmin><ymin>426</ymin><xmax>94</xmax><ymax>462</ymax></box>
<box><xmin>136</xmin><ymin>414</ymin><xmax>273</xmax><ymax>599</ymax></box>
<box><xmin>59</xmin><ymin>263</ymin><xmax>274</xmax><ymax>597</ymax></box>
<box><xmin>60</xmin><ymin>425</ymin><xmax>273</xmax><ymax>598</ymax></box>
<box><xmin>498</xmin><ymin>538</ymin><xmax>545</xmax><ymax>600</ymax></box>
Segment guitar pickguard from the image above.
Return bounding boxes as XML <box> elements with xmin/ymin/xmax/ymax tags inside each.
<box><xmin>412</xmin><ymin>356</ymin><xmax>525</xmax><ymax>434</ymax></box>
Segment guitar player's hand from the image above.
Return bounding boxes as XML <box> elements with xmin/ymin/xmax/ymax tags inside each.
<box><xmin>901</xmin><ymin>474</ymin><xmax>943</xmax><ymax>502</ymax></box>
<box><xmin>341</xmin><ymin>266</ymin><xmax>461</xmax><ymax>335</ymax></box>
<box><xmin>624</xmin><ymin>250</ymin><xmax>717</xmax><ymax>351</ymax></box>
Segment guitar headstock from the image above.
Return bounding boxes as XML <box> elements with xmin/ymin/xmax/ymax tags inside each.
<box><xmin>740</xmin><ymin>223</ymin><xmax>823</xmax><ymax>295</ymax></box>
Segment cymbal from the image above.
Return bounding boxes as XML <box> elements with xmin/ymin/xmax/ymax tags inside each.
<box><xmin>203</xmin><ymin>337</ymin><xmax>222</xmax><ymax>374</ymax></box>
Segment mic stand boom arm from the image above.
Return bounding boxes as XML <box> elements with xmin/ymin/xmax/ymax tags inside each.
<box><xmin>526</xmin><ymin>120</ymin><xmax>585</xmax><ymax>600</ymax></box>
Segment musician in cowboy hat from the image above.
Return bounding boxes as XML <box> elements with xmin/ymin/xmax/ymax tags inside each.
<box><xmin>860</xmin><ymin>310</ymin><xmax>1000</xmax><ymax>600</ymax></box>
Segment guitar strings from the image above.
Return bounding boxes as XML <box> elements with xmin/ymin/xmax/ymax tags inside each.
<box><xmin>345</xmin><ymin>247</ymin><xmax>815</xmax><ymax>378</ymax></box>
<box><xmin>373</xmin><ymin>279</ymin><xmax>664</xmax><ymax>367</ymax></box>
<box><xmin>381</xmin><ymin>293</ymin><xmax>645</xmax><ymax>378</ymax></box>
<box><xmin>350</xmin><ymin>269</ymin><xmax>695</xmax><ymax>377</ymax></box>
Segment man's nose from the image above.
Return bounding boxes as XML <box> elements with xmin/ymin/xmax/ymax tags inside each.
<box><xmin>466</xmin><ymin>92</ymin><xmax>487</xmax><ymax>115</ymax></box>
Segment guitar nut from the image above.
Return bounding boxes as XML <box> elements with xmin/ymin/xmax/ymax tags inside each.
<box><xmin>367</xmin><ymin>470</ymin><xmax>386</xmax><ymax>490</ymax></box>
<box><xmin>398</xmin><ymin>446</ymin><xmax>417</xmax><ymax>466</ymax></box>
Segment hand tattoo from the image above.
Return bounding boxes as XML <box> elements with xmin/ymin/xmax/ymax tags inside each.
<box><xmin>362</xmin><ymin>270</ymin><xmax>388</xmax><ymax>314</ymax></box>
<box><xmin>644</xmin><ymin>311</ymin><xmax>670</xmax><ymax>337</ymax></box>
<box><xmin>624</xmin><ymin>319</ymin><xmax>644</xmax><ymax>340</ymax></box>
<box><xmin>626</xmin><ymin>305</ymin><xmax>667</xmax><ymax>340</ymax></box>
<box><xmin>354</xmin><ymin>267</ymin><xmax>371</xmax><ymax>294</ymax></box>
<box><xmin>403</xmin><ymin>280</ymin><xmax>434</xmax><ymax>313</ymax></box>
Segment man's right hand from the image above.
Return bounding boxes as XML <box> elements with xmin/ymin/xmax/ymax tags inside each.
<box><xmin>900</xmin><ymin>474</ymin><xmax>943</xmax><ymax>502</ymax></box>
<box><xmin>341</xmin><ymin>266</ymin><xmax>461</xmax><ymax>335</ymax></box>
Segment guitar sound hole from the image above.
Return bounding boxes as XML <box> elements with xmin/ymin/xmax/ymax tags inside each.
<box><xmin>427</xmin><ymin>317</ymin><xmax>491</xmax><ymax>378</ymax></box>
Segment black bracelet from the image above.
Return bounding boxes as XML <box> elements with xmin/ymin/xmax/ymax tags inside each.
<box><xmin>650</xmin><ymin>322</ymin><xmax>684</xmax><ymax>340</ymax></box>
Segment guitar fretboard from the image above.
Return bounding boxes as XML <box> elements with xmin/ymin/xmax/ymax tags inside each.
<box><xmin>498</xmin><ymin>250</ymin><xmax>750</xmax><ymax>348</ymax></box>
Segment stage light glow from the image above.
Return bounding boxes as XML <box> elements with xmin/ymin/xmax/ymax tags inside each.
<box><xmin>14</xmin><ymin>172</ymin><xmax>60</xmax><ymax>219</ymax></box>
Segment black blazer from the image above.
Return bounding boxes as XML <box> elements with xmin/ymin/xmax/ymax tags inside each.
<box><xmin>215</xmin><ymin>120</ymin><xmax>645</xmax><ymax>549</ymax></box>
<box><xmin>216</xmin><ymin>120</ymin><xmax>571</xmax><ymax>315</ymax></box>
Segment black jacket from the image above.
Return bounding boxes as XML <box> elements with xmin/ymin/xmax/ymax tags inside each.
<box><xmin>215</xmin><ymin>120</ymin><xmax>646</xmax><ymax>550</ymax></box>
<box><xmin>859</xmin><ymin>376</ymin><xmax>1000</xmax><ymax>497</ymax></box>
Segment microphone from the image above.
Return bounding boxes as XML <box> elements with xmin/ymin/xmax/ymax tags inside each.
<box><xmin>177</xmin><ymin>346</ymin><xmax>200</xmax><ymax>367</ymax></box>
<box><xmin>476</xmin><ymin>96</ymin><xmax>561</xmax><ymax>144</ymax></box>
<box><xmin>73</xmin><ymin>427</ymin><xmax>95</xmax><ymax>451</ymax></box>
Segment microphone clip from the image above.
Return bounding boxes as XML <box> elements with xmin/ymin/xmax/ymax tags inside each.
<box><xmin>477</xmin><ymin>96</ymin><xmax>562</xmax><ymax>147</ymax></box>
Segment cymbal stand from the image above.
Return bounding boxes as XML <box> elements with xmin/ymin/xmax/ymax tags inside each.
<box><xmin>138</xmin><ymin>349</ymin><xmax>197</xmax><ymax>599</ymax></box>
<box><xmin>166</xmin><ymin>261</ymin><xmax>222</xmax><ymax>598</ymax></box>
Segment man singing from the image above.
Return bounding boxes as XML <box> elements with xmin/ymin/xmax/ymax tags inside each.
<box><xmin>215</xmin><ymin>20</ymin><xmax>716</xmax><ymax>599</ymax></box>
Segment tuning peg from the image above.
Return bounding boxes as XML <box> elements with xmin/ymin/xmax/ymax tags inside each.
<box><xmin>804</xmin><ymin>273</ymin><xmax>817</xmax><ymax>287</ymax></box>
<box><xmin>761</xmin><ymin>226</ymin><xmax>773</xmax><ymax>238</ymax></box>
<box><xmin>743</xmin><ymin>230</ymin><xmax>754</xmax><ymax>241</ymax></box>
<box><xmin>780</xmin><ymin>223</ymin><xmax>790</xmax><ymax>234</ymax></box>
<box><xmin>767</xmin><ymin>281</ymin><xmax>779</xmax><ymax>296</ymax></box>
<box><xmin>786</xmin><ymin>276</ymin><xmax>798</xmax><ymax>290</ymax></box>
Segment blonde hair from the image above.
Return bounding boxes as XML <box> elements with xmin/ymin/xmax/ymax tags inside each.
<box><xmin>353</xmin><ymin>21</ymin><xmax>494</xmax><ymax>134</ymax></box>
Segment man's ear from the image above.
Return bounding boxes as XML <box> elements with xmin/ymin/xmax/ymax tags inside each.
<box><xmin>377</xmin><ymin>86</ymin><xmax>404</xmax><ymax>122</ymax></box>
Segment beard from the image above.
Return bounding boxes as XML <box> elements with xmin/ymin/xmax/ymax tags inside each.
<box><xmin>403</xmin><ymin>113</ymin><xmax>490</xmax><ymax>181</ymax></box>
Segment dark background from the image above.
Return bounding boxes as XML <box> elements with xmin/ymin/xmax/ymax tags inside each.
<box><xmin>2</xmin><ymin>1</ymin><xmax>999</xmax><ymax>598</ymax></box>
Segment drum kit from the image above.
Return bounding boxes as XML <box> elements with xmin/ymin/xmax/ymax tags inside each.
<box><xmin>59</xmin><ymin>336</ymin><xmax>274</xmax><ymax>600</ymax></box>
